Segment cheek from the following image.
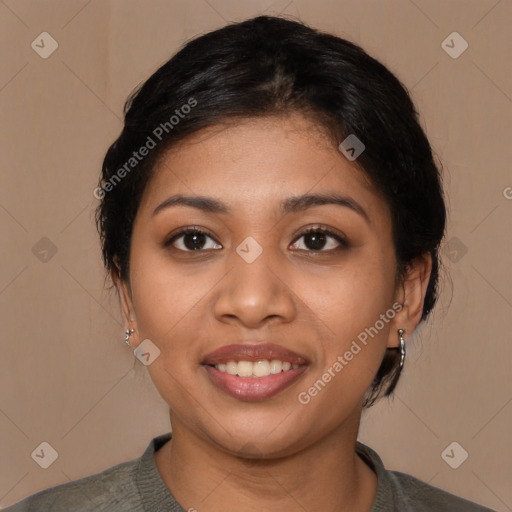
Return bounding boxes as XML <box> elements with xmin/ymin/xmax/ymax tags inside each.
<box><xmin>127</xmin><ymin>249</ymin><xmax>205</xmax><ymax>409</ymax></box>
<box><xmin>296</xmin><ymin>250</ymin><xmax>396</xmax><ymax>337</ymax></box>
<box><xmin>128</xmin><ymin>244</ymin><xmax>200</xmax><ymax>354</ymax></box>
<box><xmin>295</xmin><ymin>251</ymin><xmax>396</xmax><ymax>395</ymax></box>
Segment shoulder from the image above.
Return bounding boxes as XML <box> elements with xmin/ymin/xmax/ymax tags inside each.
<box><xmin>356</xmin><ymin>442</ymin><xmax>496</xmax><ymax>512</ymax></box>
<box><xmin>2</xmin><ymin>455</ymin><xmax>142</xmax><ymax>512</ymax></box>
<box><xmin>388</xmin><ymin>470</ymin><xmax>496</xmax><ymax>512</ymax></box>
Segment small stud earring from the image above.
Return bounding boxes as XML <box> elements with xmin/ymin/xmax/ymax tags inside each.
<box><xmin>124</xmin><ymin>328</ymin><xmax>135</xmax><ymax>347</ymax></box>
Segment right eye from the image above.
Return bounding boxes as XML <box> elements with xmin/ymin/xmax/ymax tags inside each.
<box><xmin>164</xmin><ymin>227</ymin><xmax>222</xmax><ymax>252</ymax></box>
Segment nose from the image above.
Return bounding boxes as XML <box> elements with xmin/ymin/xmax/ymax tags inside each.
<box><xmin>213</xmin><ymin>244</ymin><xmax>296</xmax><ymax>329</ymax></box>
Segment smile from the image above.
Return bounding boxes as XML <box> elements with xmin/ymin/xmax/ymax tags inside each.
<box><xmin>202</xmin><ymin>343</ymin><xmax>309</xmax><ymax>401</ymax></box>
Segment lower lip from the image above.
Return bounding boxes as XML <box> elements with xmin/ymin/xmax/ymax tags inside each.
<box><xmin>203</xmin><ymin>365</ymin><xmax>308</xmax><ymax>401</ymax></box>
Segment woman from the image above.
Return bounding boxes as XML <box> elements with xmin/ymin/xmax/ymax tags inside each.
<box><xmin>5</xmin><ymin>15</ymin><xmax>496</xmax><ymax>512</ymax></box>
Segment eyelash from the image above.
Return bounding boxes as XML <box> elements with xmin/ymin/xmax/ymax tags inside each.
<box><xmin>164</xmin><ymin>225</ymin><xmax>349</xmax><ymax>253</ymax></box>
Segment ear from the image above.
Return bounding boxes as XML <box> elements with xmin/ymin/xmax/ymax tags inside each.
<box><xmin>387</xmin><ymin>253</ymin><xmax>432</xmax><ymax>348</ymax></box>
<box><xmin>112</xmin><ymin>270</ymin><xmax>139</xmax><ymax>345</ymax></box>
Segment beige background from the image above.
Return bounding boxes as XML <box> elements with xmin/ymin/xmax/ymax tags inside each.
<box><xmin>1</xmin><ymin>0</ymin><xmax>511</xmax><ymax>510</ymax></box>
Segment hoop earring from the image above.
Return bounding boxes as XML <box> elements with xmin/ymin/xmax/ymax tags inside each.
<box><xmin>397</xmin><ymin>328</ymin><xmax>406</xmax><ymax>371</ymax></box>
<box><xmin>124</xmin><ymin>328</ymin><xmax>135</xmax><ymax>347</ymax></box>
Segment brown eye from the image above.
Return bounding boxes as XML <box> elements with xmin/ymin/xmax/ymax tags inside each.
<box><xmin>165</xmin><ymin>228</ymin><xmax>222</xmax><ymax>252</ymax></box>
<box><xmin>290</xmin><ymin>227</ymin><xmax>348</xmax><ymax>252</ymax></box>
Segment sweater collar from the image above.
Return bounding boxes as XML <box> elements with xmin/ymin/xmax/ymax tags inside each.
<box><xmin>136</xmin><ymin>432</ymin><xmax>182</xmax><ymax>512</ymax></box>
<box><xmin>137</xmin><ymin>432</ymin><xmax>393</xmax><ymax>512</ymax></box>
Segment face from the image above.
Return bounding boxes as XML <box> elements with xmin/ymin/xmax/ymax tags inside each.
<box><xmin>117</xmin><ymin>113</ymin><xmax>429</xmax><ymax>458</ymax></box>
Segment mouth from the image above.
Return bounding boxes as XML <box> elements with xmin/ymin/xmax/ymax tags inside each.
<box><xmin>202</xmin><ymin>343</ymin><xmax>309</xmax><ymax>401</ymax></box>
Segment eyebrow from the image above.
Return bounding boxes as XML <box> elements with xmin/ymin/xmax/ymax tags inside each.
<box><xmin>152</xmin><ymin>192</ymin><xmax>370</xmax><ymax>223</ymax></box>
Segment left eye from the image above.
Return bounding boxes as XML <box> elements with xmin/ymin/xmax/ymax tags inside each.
<box><xmin>290</xmin><ymin>228</ymin><xmax>347</xmax><ymax>252</ymax></box>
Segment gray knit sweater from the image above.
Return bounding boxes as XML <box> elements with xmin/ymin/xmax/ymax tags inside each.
<box><xmin>3</xmin><ymin>433</ymin><xmax>496</xmax><ymax>511</ymax></box>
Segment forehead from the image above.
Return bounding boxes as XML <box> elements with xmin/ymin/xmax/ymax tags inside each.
<box><xmin>139</xmin><ymin>113</ymin><xmax>387</xmax><ymax>221</ymax></box>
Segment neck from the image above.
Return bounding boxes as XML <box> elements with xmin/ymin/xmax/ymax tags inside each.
<box><xmin>154</xmin><ymin>411</ymin><xmax>377</xmax><ymax>512</ymax></box>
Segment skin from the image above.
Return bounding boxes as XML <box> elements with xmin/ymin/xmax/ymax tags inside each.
<box><xmin>115</xmin><ymin>113</ymin><xmax>431</xmax><ymax>512</ymax></box>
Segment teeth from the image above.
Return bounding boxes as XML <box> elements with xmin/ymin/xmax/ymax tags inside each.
<box><xmin>253</xmin><ymin>360</ymin><xmax>270</xmax><ymax>377</ymax></box>
<box><xmin>214</xmin><ymin>360</ymin><xmax>301</xmax><ymax>377</ymax></box>
<box><xmin>237</xmin><ymin>361</ymin><xmax>253</xmax><ymax>377</ymax></box>
<box><xmin>226</xmin><ymin>361</ymin><xmax>238</xmax><ymax>375</ymax></box>
<box><xmin>269</xmin><ymin>359</ymin><xmax>282</xmax><ymax>374</ymax></box>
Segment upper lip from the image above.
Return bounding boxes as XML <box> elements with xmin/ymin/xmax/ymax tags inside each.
<box><xmin>202</xmin><ymin>343</ymin><xmax>309</xmax><ymax>366</ymax></box>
